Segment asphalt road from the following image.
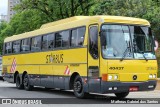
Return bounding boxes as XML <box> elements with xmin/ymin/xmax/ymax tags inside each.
<box><xmin>0</xmin><ymin>80</ymin><xmax>160</xmax><ymax>106</ymax></box>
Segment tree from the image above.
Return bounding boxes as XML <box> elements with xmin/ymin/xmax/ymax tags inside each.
<box><xmin>0</xmin><ymin>9</ymin><xmax>47</xmax><ymax>54</ymax></box>
<box><xmin>0</xmin><ymin>21</ymin><xmax>9</xmax><ymax>54</ymax></box>
<box><xmin>93</xmin><ymin>0</ymin><xmax>160</xmax><ymax>40</ymax></box>
<box><xmin>15</xmin><ymin>0</ymin><xmax>95</xmax><ymax>21</ymax></box>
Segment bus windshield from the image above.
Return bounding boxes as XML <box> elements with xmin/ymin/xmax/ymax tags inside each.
<box><xmin>101</xmin><ymin>24</ymin><xmax>156</xmax><ymax>59</ymax></box>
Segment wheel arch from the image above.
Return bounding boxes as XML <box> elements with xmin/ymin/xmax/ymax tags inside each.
<box><xmin>14</xmin><ymin>71</ymin><xmax>19</xmax><ymax>83</ymax></box>
<box><xmin>69</xmin><ymin>72</ymin><xmax>80</xmax><ymax>89</ymax></box>
<box><xmin>22</xmin><ymin>71</ymin><xmax>27</xmax><ymax>81</ymax></box>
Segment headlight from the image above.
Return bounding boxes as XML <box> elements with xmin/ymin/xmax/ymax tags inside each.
<box><xmin>153</xmin><ymin>74</ymin><xmax>156</xmax><ymax>78</ymax></box>
<box><xmin>108</xmin><ymin>75</ymin><xmax>112</xmax><ymax>80</ymax></box>
<box><xmin>149</xmin><ymin>74</ymin><xmax>153</xmax><ymax>79</ymax></box>
<box><xmin>114</xmin><ymin>75</ymin><xmax>118</xmax><ymax>80</ymax></box>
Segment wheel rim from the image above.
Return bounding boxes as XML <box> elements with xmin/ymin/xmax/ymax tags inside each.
<box><xmin>74</xmin><ymin>80</ymin><xmax>82</xmax><ymax>93</ymax></box>
<box><xmin>23</xmin><ymin>75</ymin><xmax>28</xmax><ymax>88</ymax></box>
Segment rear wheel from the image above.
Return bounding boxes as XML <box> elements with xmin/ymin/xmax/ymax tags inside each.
<box><xmin>73</xmin><ymin>75</ymin><xmax>88</xmax><ymax>98</ymax></box>
<box><xmin>23</xmin><ymin>74</ymin><xmax>33</xmax><ymax>91</ymax></box>
<box><xmin>16</xmin><ymin>74</ymin><xmax>23</xmax><ymax>89</ymax></box>
<box><xmin>115</xmin><ymin>92</ymin><xmax>129</xmax><ymax>98</ymax></box>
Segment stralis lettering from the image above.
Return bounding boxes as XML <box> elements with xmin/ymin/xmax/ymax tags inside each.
<box><xmin>46</xmin><ymin>53</ymin><xmax>63</xmax><ymax>63</ymax></box>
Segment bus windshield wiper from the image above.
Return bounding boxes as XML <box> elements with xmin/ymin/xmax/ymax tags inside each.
<box><xmin>133</xmin><ymin>39</ymin><xmax>148</xmax><ymax>61</ymax></box>
<box><xmin>137</xmin><ymin>51</ymin><xmax>148</xmax><ymax>61</ymax></box>
<box><xmin>120</xmin><ymin>46</ymin><xmax>130</xmax><ymax>61</ymax></box>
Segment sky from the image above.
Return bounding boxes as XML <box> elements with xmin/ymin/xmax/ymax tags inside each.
<box><xmin>0</xmin><ymin>0</ymin><xmax>8</xmax><ymax>15</ymax></box>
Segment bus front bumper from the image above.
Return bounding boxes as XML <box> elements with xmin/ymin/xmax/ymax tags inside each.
<box><xmin>101</xmin><ymin>80</ymin><xmax>157</xmax><ymax>94</ymax></box>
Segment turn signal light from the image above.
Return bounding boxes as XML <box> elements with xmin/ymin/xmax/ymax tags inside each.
<box><xmin>102</xmin><ymin>74</ymin><xmax>108</xmax><ymax>81</ymax></box>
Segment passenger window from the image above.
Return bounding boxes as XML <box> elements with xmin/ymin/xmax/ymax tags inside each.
<box><xmin>31</xmin><ymin>36</ymin><xmax>41</xmax><ymax>51</ymax></box>
<box><xmin>21</xmin><ymin>39</ymin><xmax>30</xmax><ymax>52</ymax></box>
<box><xmin>77</xmin><ymin>27</ymin><xmax>85</xmax><ymax>45</ymax></box>
<box><xmin>89</xmin><ymin>26</ymin><xmax>98</xmax><ymax>59</ymax></box>
<box><xmin>12</xmin><ymin>41</ymin><xmax>20</xmax><ymax>53</ymax></box>
<box><xmin>55</xmin><ymin>30</ymin><xmax>70</xmax><ymax>48</ymax></box>
<box><xmin>71</xmin><ymin>27</ymin><xmax>85</xmax><ymax>46</ymax></box>
<box><xmin>62</xmin><ymin>30</ymin><xmax>70</xmax><ymax>47</ymax></box>
<box><xmin>42</xmin><ymin>35</ymin><xmax>48</xmax><ymax>50</ymax></box>
<box><xmin>71</xmin><ymin>29</ymin><xmax>77</xmax><ymax>46</ymax></box>
<box><xmin>5</xmin><ymin>42</ymin><xmax>12</xmax><ymax>54</ymax></box>
<box><xmin>48</xmin><ymin>33</ymin><xmax>54</xmax><ymax>49</ymax></box>
<box><xmin>42</xmin><ymin>34</ymin><xmax>54</xmax><ymax>50</ymax></box>
<box><xmin>55</xmin><ymin>32</ymin><xmax>62</xmax><ymax>48</ymax></box>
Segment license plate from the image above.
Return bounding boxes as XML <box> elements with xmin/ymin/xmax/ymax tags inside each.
<box><xmin>129</xmin><ymin>86</ymin><xmax>138</xmax><ymax>91</ymax></box>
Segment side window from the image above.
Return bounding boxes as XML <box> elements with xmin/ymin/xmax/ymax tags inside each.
<box><xmin>5</xmin><ymin>42</ymin><xmax>12</xmax><ymax>54</ymax></box>
<box><xmin>13</xmin><ymin>40</ymin><xmax>20</xmax><ymax>53</ymax></box>
<box><xmin>55</xmin><ymin>30</ymin><xmax>70</xmax><ymax>48</ymax></box>
<box><xmin>42</xmin><ymin>35</ymin><xmax>48</xmax><ymax>50</ymax></box>
<box><xmin>48</xmin><ymin>33</ymin><xmax>54</xmax><ymax>49</ymax></box>
<box><xmin>71</xmin><ymin>27</ymin><xmax>85</xmax><ymax>46</ymax></box>
<box><xmin>71</xmin><ymin>29</ymin><xmax>77</xmax><ymax>46</ymax></box>
<box><xmin>21</xmin><ymin>38</ymin><xmax>30</xmax><ymax>52</ymax></box>
<box><xmin>62</xmin><ymin>30</ymin><xmax>70</xmax><ymax>47</ymax></box>
<box><xmin>55</xmin><ymin>32</ymin><xmax>62</xmax><ymax>48</ymax></box>
<box><xmin>89</xmin><ymin>26</ymin><xmax>98</xmax><ymax>59</ymax></box>
<box><xmin>77</xmin><ymin>27</ymin><xmax>85</xmax><ymax>45</ymax></box>
<box><xmin>31</xmin><ymin>36</ymin><xmax>41</xmax><ymax>51</ymax></box>
<box><xmin>42</xmin><ymin>34</ymin><xmax>54</xmax><ymax>50</ymax></box>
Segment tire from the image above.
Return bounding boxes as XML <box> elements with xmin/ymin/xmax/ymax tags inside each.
<box><xmin>73</xmin><ymin>75</ymin><xmax>88</xmax><ymax>98</ymax></box>
<box><xmin>16</xmin><ymin>74</ymin><xmax>24</xmax><ymax>89</ymax></box>
<box><xmin>115</xmin><ymin>92</ymin><xmax>129</xmax><ymax>99</ymax></box>
<box><xmin>23</xmin><ymin>74</ymin><xmax>33</xmax><ymax>91</ymax></box>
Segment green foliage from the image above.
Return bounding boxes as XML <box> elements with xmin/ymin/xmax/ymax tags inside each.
<box><xmin>9</xmin><ymin>9</ymin><xmax>47</xmax><ymax>35</ymax></box>
<box><xmin>15</xmin><ymin>0</ymin><xmax>95</xmax><ymax>21</ymax></box>
<box><xmin>0</xmin><ymin>9</ymin><xmax>47</xmax><ymax>54</ymax></box>
<box><xmin>93</xmin><ymin>0</ymin><xmax>160</xmax><ymax>40</ymax></box>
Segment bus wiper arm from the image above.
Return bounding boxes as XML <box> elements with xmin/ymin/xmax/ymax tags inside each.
<box><xmin>133</xmin><ymin>39</ymin><xmax>148</xmax><ymax>61</ymax></box>
<box><xmin>120</xmin><ymin>47</ymin><xmax>130</xmax><ymax>61</ymax></box>
<box><xmin>137</xmin><ymin>51</ymin><xmax>148</xmax><ymax>61</ymax></box>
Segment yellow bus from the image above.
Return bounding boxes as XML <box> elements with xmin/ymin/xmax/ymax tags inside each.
<box><xmin>2</xmin><ymin>16</ymin><xmax>158</xmax><ymax>98</ymax></box>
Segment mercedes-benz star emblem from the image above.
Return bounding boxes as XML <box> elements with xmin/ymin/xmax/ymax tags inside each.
<box><xmin>133</xmin><ymin>75</ymin><xmax>137</xmax><ymax>80</ymax></box>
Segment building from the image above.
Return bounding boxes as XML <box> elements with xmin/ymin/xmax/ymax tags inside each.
<box><xmin>7</xmin><ymin>0</ymin><xmax>20</xmax><ymax>22</ymax></box>
<box><xmin>0</xmin><ymin>15</ymin><xmax>8</xmax><ymax>23</ymax></box>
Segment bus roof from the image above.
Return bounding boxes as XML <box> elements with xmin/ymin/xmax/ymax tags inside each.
<box><xmin>4</xmin><ymin>15</ymin><xmax>150</xmax><ymax>42</ymax></box>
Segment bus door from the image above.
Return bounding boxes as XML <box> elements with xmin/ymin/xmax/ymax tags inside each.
<box><xmin>87</xmin><ymin>25</ymin><xmax>100</xmax><ymax>93</ymax></box>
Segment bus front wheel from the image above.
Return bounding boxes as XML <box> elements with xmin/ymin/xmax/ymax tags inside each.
<box><xmin>73</xmin><ymin>75</ymin><xmax>87</xmax><ymax>98</ymax></box>
<box><xmin>115</xmin><ymin>92</ymin><xmax>129</xmax><ymax>98</ymax></box>
<box><xmin>23</xmin><ymin>74</ymin><xmax>33</xmax><ymax>91</ymax></box>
